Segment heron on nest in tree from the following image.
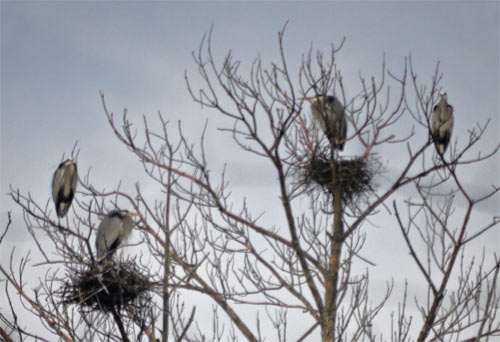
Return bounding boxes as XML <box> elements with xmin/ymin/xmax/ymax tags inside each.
<box><xmin>301</xmin><ymin>95</ymin><xmax>347</xmax><ymax>151</ymax></box>
<box><xmin>96</xmin><ymin>210</ymin><xmax>140</xmax><ymax>262</ymax></box>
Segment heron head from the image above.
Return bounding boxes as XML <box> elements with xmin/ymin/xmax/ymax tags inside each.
<box><xmin>439</xmin><ymin>90</ymin><xmax>448</xmax><ymax>99</ymax></box>
<box><xmin>63</xmin><ymin>157</ymin><xmax>76</xmax><ymax>167</ymax></box>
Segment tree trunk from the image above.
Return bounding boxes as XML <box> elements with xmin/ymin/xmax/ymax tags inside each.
<box><xmin>322</xmin><ymin>163</ymin><xmax>344</xmax><ymax>342</ymax></box>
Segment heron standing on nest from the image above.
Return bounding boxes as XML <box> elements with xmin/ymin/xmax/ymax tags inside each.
<box><xmin>96</xmin><ymin>210</ymin><xmax>140</xmax><ymax>261</ymax></box>
<box><xmin>301</xmin><ymin>95</ymin><xmax>347</xmax><ymax>151</ymax></box>
<box><xmin>431</xmin><ymin>91</ymin><xmax>454</xmax><ymax>155</ymax></box>
<box><xmin>52</xmin><ymin>157</ymin><xmax>78</xmax><ymax>218</ymax></box>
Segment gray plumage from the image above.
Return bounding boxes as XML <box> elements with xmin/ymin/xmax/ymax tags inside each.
<box><xmin>96</xmin><ymin>210</ymin><xmax>138</xmax><ymax>260</ymax></box>
<box><xmin>431</xmin><ymin>91</ymin><xmax>454</xmax><ymax>155</ymax></box>
<box><xmin>303</xmin><ymin>95</ymin><xmax>347</xmax><ymax>150</ymax></box>
<box><xmin>52</xmin><ymin>158</ymin><xmax>78</xmax><ymax>218</ymax></box>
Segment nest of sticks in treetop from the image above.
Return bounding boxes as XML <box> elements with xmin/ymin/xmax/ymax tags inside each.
<box><xmin>63</xmin><ymin>260</ymin><xmax>152</xmax><ymax>312</ymax></box>
<box><xmin>301</xmin><ymin>152</ymin><xmax>373</xmax><ymax>199</ymax></box>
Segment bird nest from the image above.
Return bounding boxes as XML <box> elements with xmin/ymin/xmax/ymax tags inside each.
<box><xmin>62</xmin><ymin>260</ymin><xmax>152</xmax><ymax>313</ymax></box>
<box><xmin>299</xmin><ymin>151</ymin><xmax>374</xmax><ymax>201</ymax></box>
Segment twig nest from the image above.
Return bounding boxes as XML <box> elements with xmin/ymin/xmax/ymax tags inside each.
<box><xmin>63</xmin><ymin>260</ymin><xmax>152</xmax><ymax>313</ymax></box>
<box><xmin>300</xmin><ymin>151</ymin><xmax>373</xmax><ymax>200</ymax></box>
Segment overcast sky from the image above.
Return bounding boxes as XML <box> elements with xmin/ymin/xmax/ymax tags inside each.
<box><xmin>1</xmin><ymin>1</ymin><xmax>499</xmax><ymax>340</ymax></box>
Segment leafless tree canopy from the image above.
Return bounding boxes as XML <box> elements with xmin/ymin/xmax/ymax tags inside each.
<box><xmin>2</xmin><ymin>26</ymin><xmax>499</xmax><ymax>342</ymax></box>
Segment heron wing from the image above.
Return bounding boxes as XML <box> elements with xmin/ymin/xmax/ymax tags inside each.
<box><xmin>329</xmin><ymin>99</ymin><xmax>347</xmax><ymax>148</ymax></box>
<box><xmin>446</xmin><ymin>105</ymin><xmax>454</xmax><ymax>131</ymax></box>
<box><xmin>58</xmin><ymin>164</ymin><xmax>76</xmax><ymax>199</ymax></box>
<box><xmin>70</xmin><ymin>163</ymin><xmax>78</xmax><ymax>195</ymax></box>
<box><xmin>436</xmin><ymin>105</ymin><xmax>453</xmax><ymax>139</ymax></box>
<box><xmin>51</xmin><ymin>165</ymin><xmax>66</xmax><ymax>203</ymax></box>
<box><xmin>96</xmin><ymin>216</ymin><xmax>123</xmax><ymax>258</ymax></box>
<box><xmin>431</xmin><ymin>107</ymin><xmax>440</xmax><ymax>136</ymax></box>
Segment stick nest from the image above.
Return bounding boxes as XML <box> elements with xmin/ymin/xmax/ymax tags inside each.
<box><xmin>300</xmin><ymin>152</ymin><xmax>373</xmax><ymax>200</ymax></box>
<box><xmin>63</xmin><ymin>260</ymin><xmax>152</xmax><ymax>313</ymax></box>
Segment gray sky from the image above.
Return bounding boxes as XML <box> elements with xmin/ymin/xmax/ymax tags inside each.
<box><xmin>1</xmin><ymin>1</ymin><xmax>499</xmax><ymax>340</ymax></box>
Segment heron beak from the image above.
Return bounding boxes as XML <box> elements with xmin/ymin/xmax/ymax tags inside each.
<box><xmin>127</xmin><ymin>212</ymin><xmax>141</xmax><ymax>217</ymax></box>
<box><xmin>299</xmin><ymin>97</ymin><xmax>318</xmax><ymax>103</ymax></box>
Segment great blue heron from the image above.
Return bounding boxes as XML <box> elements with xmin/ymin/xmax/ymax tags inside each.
<box><xmin>431</xmin><ymin>91</ymin><xmax>454</xmax><ymax>155</ymax></box>
<box><xmin>301</xmin><ymin>95</ymin><xmax>347</xmax><ymax>150</ymax></box>
<box><xmin>52</xmin><ymin>158</ymin><xmax>78</xmax><ymax>218</ymax></box>
<box><xmin>96</xmin><ymin>210</ymin><xmax>140</xmax><ymax>261</ymax></box>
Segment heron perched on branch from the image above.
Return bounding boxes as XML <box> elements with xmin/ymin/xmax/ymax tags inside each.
<box><xmin>431</xmin><ymin>91</ymin><xmax>454</xmax><ymax>155</ymax></box>
<box><xmin>96</xmin><ymin>210</ymin><xmax>140</xmax><ymax>261</ymax></box>
<box><xmin>301</xmin><ymin>95</ymin><xmax>347</xmax><ymax>150</ymax></box>
<box><xmin>52</xmin><ymin>158</ymin><xmax>78</xmax><ymax>217</ymax></box>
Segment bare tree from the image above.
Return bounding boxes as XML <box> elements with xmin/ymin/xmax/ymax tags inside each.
<box><xmin>1</xmin><ymin>25</ymin><xmax>499</xmax><ymax>342</ymax></box>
